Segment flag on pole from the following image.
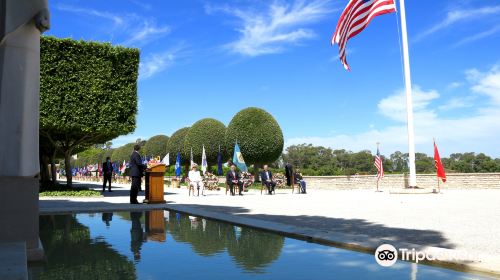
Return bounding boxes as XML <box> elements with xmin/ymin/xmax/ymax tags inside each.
<box><xmin>175</xmin><ymin>152</ymin><xmax>181</xmax><ymax>177</ymax></box>
<box><xmin>374</xmin><ymin>146</ymin><xmax>384</xmax><ymax>180</ymax></box>
<box><xmin>120</xmin><ymin>160</ymin><xmax>126</xmax><ymax>174</ymax></box>
<box><xmin>232</xmin><ymin>143</ymin><xmax>248</xmax><ymax>172</ymax></box>
<box><xmin>332</xmin><ymin>0</ymin><xmax>397</xmax><ymax>70</ymax></box>
<box><xmin>217</xmin><ymin>145</ymin><xmax>223</xmax><ymax>176</ymax></box>
<box><xmin>201</xmin><ymin>145</ymin><xmax>208</xmax><ymax>174</ymax></box>
<box><xmin>434</xmin><ymin>140</ymin><xmax>447</xmax><ymax>183</ymax></box>
<box><xmin>162</xmin><ymin>153</ymin><xmax>170</xmax><ymax>166</ymax></box>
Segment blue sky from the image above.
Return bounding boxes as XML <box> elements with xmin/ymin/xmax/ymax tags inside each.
<box><xmin>47</xmin><ymin>0</ymin><xmax>500</xmax><ymax>157</ymax></box>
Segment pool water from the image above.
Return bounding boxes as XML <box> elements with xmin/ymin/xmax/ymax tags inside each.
<box><xmin>32</xmin><ymin>211</ymin><xmax>491</xmax><ymax>280</ymax></box>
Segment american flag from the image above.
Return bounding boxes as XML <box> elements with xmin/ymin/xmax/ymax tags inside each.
<box><xmin>332</xmin><ymin>0</ymin><xmax>396</xmax><ymax>70</ymax></box>
<box><xmin>374</xmin><ymin>147</ymin><xmax>384</xmax><ymax>180</ymax></box>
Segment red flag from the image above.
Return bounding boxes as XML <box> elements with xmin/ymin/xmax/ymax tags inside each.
<box><xmin>434</xmin><ymin>141</ymin><xmax>446</xmax><ymax>183</ymax></box>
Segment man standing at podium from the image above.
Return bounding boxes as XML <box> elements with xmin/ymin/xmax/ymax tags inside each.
<box><xmin>129</xmin><ymin>144</ymin><xmax>145</xmax><ymax>204</ymax></box>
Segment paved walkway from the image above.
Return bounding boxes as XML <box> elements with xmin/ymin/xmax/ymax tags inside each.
<box><xmin>39</xmin><ymin>181</ymin><xmax>500</xmax><ymax>277</ymax></box>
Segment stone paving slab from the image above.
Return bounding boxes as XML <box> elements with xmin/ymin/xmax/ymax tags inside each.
<box><xmin>39</xmin><ymin>181</ymin><xmax>500</xmax><ymax>277</ymax></box>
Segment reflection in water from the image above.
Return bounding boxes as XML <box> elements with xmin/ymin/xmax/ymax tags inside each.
<box><xmin>227</xmin><ymin>227</ymin><xmax>284</xmax><ymax>273</ymax></box>
<box><xmin>130</xmin><ymin>212</ymin><xmax>144</xmax><ymax>262</ymax></box>
<box><xmin>35</xmin><ymin>211</ymin><xmax>487</xmax><ymax>280</ymax></box>
<box><xmin>101</xmin><ymin>212</ymin><xmax>113</xmax><ymax>227</ymax></box>
<box><xmin>145</xmin><ymin>210</ymin><xmax>166</xmax><ymax>242</ymax></box>
<box><xmin>168</xmin><ymin>212</ymin><xmax>284</xmax><ymax>272</ymax></box>
<box><xmin>37</xmin><ymin>215</ymin><xmax>136</xmax><ymax>280</ymax></box>
<box><xmin>168</xmin><ymin>212</ymin><xmax>228</xmax><ymax>257</ymax></box>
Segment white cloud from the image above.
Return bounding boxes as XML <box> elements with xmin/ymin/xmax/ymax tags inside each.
<box><xmin>438</xmin><ymin>97</ymin><xmax>474</xmax><ymax>111</ymax></box>
<box><xmin>57</xmin><ymin>4</ymin><xmax>125</xmax><ymax>26</ymax></box>
<box><xmin>139</xmin><ymin>45</ymin><xmax>188</xmax><ymax>79</ymax></box>
<box><xmin>467</xmin><ymin>66</ymin><xmax>500</xmax><ymax>104</ymax></box>
<box><xmin>377</xmin><ymin>86</ymin><xmax>439</xmax><ymax>124</ymax></box>
<box><xmin>121</xmin><ymin>21</ymin><xmax>171</xmax><ymax>46</ymax></box>
<box><xmin>453</xmin><ymin>24</ymin><xmax>500</xmax><ymax>47</ymax></box>
<box><xmin>57</xmin><ymin>4</ymin><xmax>170</xmax><ymax>47</ymax></box>
<box><xmin>208</xmin><ymin>0</ymin><xmax>334</xmax><ymax>56</ymax></box>
<box><xmin>286</xmin><ymin>66</ymin><xmax>500</xmax><ymax>157</ymax></box>
<box><xmin>414</xmin><ymin>5</ymin><xmax>500</xmax><ymax>42</ymax></box>
<box><xmin>446</xmin><ymin>82</ymin><xmax>463</xmax><ymax>89</ymax></box>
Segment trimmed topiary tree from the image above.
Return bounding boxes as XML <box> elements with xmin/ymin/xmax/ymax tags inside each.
<box><xmin>225</xmin><ymin>107</ymin><xmax>284</xmax><ymax>167</ymax></box>
<box><xmin>183</xmin><ymin>118</ymin><xmax>226</xmax><ymax>167</ymax></box>
<box><xmin>166</xmin><ymin>127</ymin><xmax>190</xmax><ymax>166</ymax></box>
<box><xmin>143</xmin><ymin>135</ymin><xmax>169</xmax><ymax>158</ymax></box>
<box><xmin>40</xmin><ymin>36</ymin><xmax>139</xmax><ymax>187</ymax></box>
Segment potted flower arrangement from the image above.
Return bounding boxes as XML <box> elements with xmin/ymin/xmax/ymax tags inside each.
<box><xmin>240</xmin><ymin>172</ymin><xmax>255</xmax><ymax>192</ymax></box>
<box><xmin>203</xmin><ymin>172</ymin><xmax>220</xmax><ymax>190</ymax></box>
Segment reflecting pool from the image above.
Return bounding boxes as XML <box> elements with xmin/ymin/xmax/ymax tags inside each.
<box><xmin>32</xmin><ymin>211</ymin><xmax>491</xmax><ymax>279</ymax></box>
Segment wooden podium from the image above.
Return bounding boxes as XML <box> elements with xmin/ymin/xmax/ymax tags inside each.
<box><xmin>145</xmin><ymin>210</ymin><xmax>166</xmax><ymax>242</ymax></box>
<box><xmin>144</xmin><ymin>164</ymin><xmax>166</xmax><ymax>204</ymax></box>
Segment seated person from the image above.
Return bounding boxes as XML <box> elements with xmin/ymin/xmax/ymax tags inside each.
<box><xmin>226</xmin><ymin>164</ymin><xmax>243</xmax><ymax>196</ymax></box>
<box><xmin>260</xmin><ymin>165</ymin><xmax>276</xmax><ymax>195</ymax></box>
<box><xmin>188</xmin><ymin>164</ymin><xmax>205</xmax><ymax>196</ymax></box>
<box><xmin>294</xmin><ymin>170</ymin><xmax>307</xmax><ymax>194</ymax></box>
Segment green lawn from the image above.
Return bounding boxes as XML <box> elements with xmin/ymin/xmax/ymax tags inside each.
<box><xmin>39</xmin><ymin>184</ymin><xmax>101</xmax><ymax>197</ymax></box>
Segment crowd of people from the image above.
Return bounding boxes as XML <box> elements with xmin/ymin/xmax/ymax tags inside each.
<box><xmin>95</xmin><ymin>144</ymin><xmax>307</xmax><ymax>204</ymax></box>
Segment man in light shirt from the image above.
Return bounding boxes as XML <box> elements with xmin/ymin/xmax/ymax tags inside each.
<box><xmin>188</xmin><ymin>164</ymin><xmax>205</xmax><ymax>196</ymax></box>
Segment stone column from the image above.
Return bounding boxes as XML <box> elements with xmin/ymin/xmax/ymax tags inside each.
<box><xmin>0</xmin><ymin>0</ymin><xmax>50</xmax><ymax>261</ymax></box>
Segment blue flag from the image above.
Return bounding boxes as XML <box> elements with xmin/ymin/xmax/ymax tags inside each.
<box><xmin>232</xmin><ymin>143</ymin><xmax>248</xmax><ymax>172</ymax></box>
<box><xmin>175</xmin><ymin>152</ymin><xmax>181</xmax><ymax>177</ymax></box>
<box><xmin>217</xmin><ymin>146</ymin><xmax>223</xmax><ymax>176</ymax></box>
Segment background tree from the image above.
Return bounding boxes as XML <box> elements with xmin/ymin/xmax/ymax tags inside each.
<box><xmin>111</xmin><ymin>143</ymin><xmax>136</xmax><ymax>163</ymax></box>
<box><xmin>183</xmin><ymin>118</ymin><xmax>226</xmax><ymax>167</ymax></box>
<box><xmin>389</xmin><ymin>151</ymin><xmax>408</xmax><ymax>173</ymax></box>
<box><xmin>40</xmin><ymin>36</ymin><xmax>139</xmax><ymax>186</ymax></box>
<box><xmin>166</xmin><ymin>127</ymin><xmax>190</xmax><ymax>174</ymax></box>
<box><xmin>142</xmin><ymin>135</ymin><xmax>169</xmax><ymax>158</ymax></box>
<box><xmin>225</xmin><ymin>107</ymin><xmax>284</xmax><ymax>169</ymax></box>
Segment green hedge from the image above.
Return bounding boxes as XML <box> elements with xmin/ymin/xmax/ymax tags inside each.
<box><xmin>225</xmin><ymin>107</ymin><xmax>284</xmax><ymax>165</ymax></box>
<box><xmin>40</xmin><ymin>36</ymin><xmax>140</xmax><ymax>186</ymax></box>
<box><xmin>166</xmin><ymin>127</ymin><xmax>190</xmax><ymax>165</ymax></box>
<box><xmin>40</xmin><ymin>36</ymin><xmax>139</xmax><ymax>139</ymax></box>
<box><xmin>143</xmin><ymin>135</ymin><xmax>169</xmax><ymax>158</ymax></box>
<box><xmin>184</xmin><ymin>118</ymin><xmax>226</xmax><ymax>165</ymax></box>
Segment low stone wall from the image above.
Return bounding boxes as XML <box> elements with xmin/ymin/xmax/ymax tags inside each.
<box><xmin>301</xmin><ymin>173</ymin><xmax>500</xmax><ymax>190</ymax></box>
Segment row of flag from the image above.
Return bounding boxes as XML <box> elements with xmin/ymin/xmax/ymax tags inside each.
<box><xmin>72</xmin><ymin>161</ymin><xmax>128</xmax><ymax>177</ymax></box>
<box><xmin>374</xmin><ymin>140</ymin><xmax>447</xmax><ymax>183</ymax></box>
<box><xmin>171</xmin><ymin>143</ymin><xmax>248</xmax><ymax>177</ymax></box>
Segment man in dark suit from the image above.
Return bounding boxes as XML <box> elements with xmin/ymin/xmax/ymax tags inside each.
<box><xmin>260</xmin><ymin>165</ymin><xmax>276</xmax><ymax>195</ymax></box>
<box><xmin>285</xmin><ymin>162</ymin><xmax>294</xmax><ymax>187</ymax></box>
<box><xmin>129</xmin><ymin>144</ymin><xmax>145</xmax><ymax>204</ymax></box>
<box><xmin>102</xmin><ymin>156</ymin><xmax>113</xmax><ymax>192</ymax></box>
<box><xmin>226</xmin><ymin>164</ymin><xmax>243</xmax><ymax>196</ymax></box>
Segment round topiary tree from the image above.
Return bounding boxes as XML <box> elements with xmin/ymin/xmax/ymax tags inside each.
<box><xmin>166</xmin><ymin>127</ymin><xmax>190</xmax><ymax>166</ymax></box>
<box><xmin>183</xmin><ymin>118</ymin><xmax>226</xmax><ymax>167</ymax></box>
<box><xmin>111</xmin><ymin>143</ymin><xmax>135</xmax><ymax>163</ymax></box>
<box><xmin>143</xmin><ymin>135</ymin><xmax>169</xmax><ymax>158</ymax></box>
<box><xmin>225</xmin><ymin>107</ymin><xmax>284</xmax><ymax>167</ymax></box>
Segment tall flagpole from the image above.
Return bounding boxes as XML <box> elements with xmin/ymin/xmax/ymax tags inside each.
<box><xmin>398</xmin><ymin>0</ymin><xmax>417</xmax><ymax>187</ymax></box>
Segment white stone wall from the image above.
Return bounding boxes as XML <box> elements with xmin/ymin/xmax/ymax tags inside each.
<box><xmin>301</xmin><ymin>173</ymin><xmax>500</xmax><ymax>190</ymax></box>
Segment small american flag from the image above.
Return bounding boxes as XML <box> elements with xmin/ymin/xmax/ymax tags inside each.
<box><xmin>332</xmin><ymin>0</ymin><xmax>396</xmax><ymax>70</ymax></box>
<box><xmin>374</xmin><ymin>147</ymin><xmax>384</xmax><ymax>180</ymax></box>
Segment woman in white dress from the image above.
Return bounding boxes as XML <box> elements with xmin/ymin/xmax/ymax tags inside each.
<box><xmin>188</xmin><ymin>164</ymin><xmax>205</xmax><ymax>196</ymax></box>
